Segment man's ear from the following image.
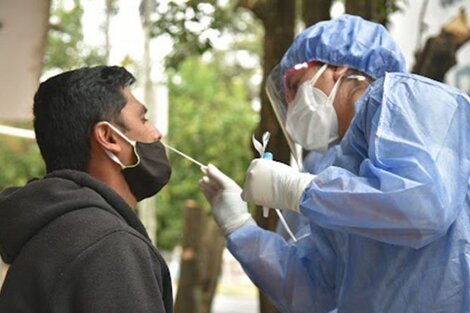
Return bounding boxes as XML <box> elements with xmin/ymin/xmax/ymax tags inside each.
<box><xmin>93</xmin><ymin>122</ymin><xmax>122</xmax><ymax>153</ymax></box>
<box><xmin>333</xmin><ymin>66</ymin><xmax>349</xmax><ymax>81</ymax></box>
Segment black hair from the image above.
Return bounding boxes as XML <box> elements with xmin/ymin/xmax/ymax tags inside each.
<box><xmin>33</xmin><ymin>66</ymin><xmax>136</xmax><ymax>173</ymax></box>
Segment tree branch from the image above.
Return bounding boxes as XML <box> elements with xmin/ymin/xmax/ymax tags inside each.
<box><xmin>236</xmin><ymin>0</ymin><xmax>268</xmax><ymax>21</ymax></box>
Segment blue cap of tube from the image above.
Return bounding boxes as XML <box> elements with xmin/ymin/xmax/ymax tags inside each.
<box><xmin>263</xmin><ymin>152</ymin><xmax>273</xmax><ymax>160</ymax></box>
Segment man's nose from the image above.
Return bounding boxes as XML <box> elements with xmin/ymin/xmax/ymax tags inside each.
<box><xmin>151</xmin><ymin>126</ymin><xmax>162</xmax><ymax>141</ymax></box>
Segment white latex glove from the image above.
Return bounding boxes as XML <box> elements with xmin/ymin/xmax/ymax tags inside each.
<box><xmin>241</xmin><ymin>159</ymin><xmax>314</xmax><ymax>212</ymax></box>
<box><xmin>199</xmin><ymin>164</ymin><xmax>255</xmax><ymax>236</ymax></box>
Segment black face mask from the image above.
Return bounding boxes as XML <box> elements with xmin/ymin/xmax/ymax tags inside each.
<box><xmin>122</xmin><ymin>141</ymin><xmax>172</xmax><ymax>201</ymax></box>
<box><xmin>102</xmin><ymin>122</ymin><xmax>172</xmax><ymax>201</ymax></box>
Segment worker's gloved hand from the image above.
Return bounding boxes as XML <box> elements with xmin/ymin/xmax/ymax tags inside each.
<box><xmin>241</xmin><ymin>159</ymin><xmax>314</xmax><ymax>212</ymax></box>
<box><xmin>199</xmin><ymin>164</ymin><xmax>255</xmax><ymax>236</ymax></box>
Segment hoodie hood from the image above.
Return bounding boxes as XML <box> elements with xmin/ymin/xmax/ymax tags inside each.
<box><xmin>0</xmin><ymin>170</ymin><xmax>149</xmax><ymax>264</ymax></box>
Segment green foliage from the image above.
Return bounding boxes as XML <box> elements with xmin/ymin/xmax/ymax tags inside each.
<box><xmin>151</xmin><ymin>0</ymin><xmax>262</xmax><ymax>69</ymax></box>
<box><xmin>0</xmin><ymin>123</ymin><xmax>45</xmax><ymax>190</ymax></box>
<box><xmin>149</xmin><ymin>0</ymin><xmax>262</xmax><ymax>249</ymax></box>
<box><xmin>155</xmin><ymin>56</ymin><xmax>258</xmax><ymax>249</ymax></box>
<box><xmin>44</xmin><ymin>0</ymin><xmax>105</xmax><ymax>71</ymax></box>
<box><xmin>380</xmin><ymin>0</ymin><xmax>406</xmax><ymax>26</ymax></box>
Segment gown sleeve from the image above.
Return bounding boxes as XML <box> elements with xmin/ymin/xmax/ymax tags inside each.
<box><xmin>300</xmin><ymin>73</ymin><xmax>470</xmax><ymax>248</ymax></box>
<box><xmin>227</xmin><ymin>224</ymin><xmax>337</xmax><ymax>313</ymax></box>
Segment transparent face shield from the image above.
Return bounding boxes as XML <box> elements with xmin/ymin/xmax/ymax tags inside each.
<box><xmin>265</xmin><ymin>63</ymin><xmax>317</xmax><ymax>169</ymax></box>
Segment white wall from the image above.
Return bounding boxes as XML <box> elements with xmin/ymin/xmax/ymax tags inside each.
<box><xmin>0</xmin><ymin>0</ymin><xmax>50</xmax><ymax>120</ymax></box>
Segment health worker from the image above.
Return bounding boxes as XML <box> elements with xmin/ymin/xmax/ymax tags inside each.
<box><xmin>200</xmin><ymin>14</ymin><xmax>470</xmax><ymax>313</ymax></box>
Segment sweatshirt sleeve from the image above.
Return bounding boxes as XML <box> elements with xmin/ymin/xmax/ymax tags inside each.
<box><xmin>50</xmin><ymin>230</ymin><xmax>171</xmax><ymax>313</ymax></box>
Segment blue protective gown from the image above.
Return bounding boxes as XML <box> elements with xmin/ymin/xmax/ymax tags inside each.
<box><xmin>228</xmin><ymin>72</ymin><xmax>470</xmax><ymax>313</ymax></box>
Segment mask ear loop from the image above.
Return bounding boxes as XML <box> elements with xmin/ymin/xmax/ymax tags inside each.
<box><xmin>288</xmin><ymin>63</ymin><xmax>329</xmax><ymax>105</ymax></box>
<box><xmin>327</xmin><ymin>74</ymin><xmax>344</xmax><ymax>105</ymax></box>
<box><xmin>99</xmin><ymin>121</ymin><xmax>141</xmax><ymax>169</ymax></box>
<box><xmin>307</xmin><ymin>63</ymin><xmax>328</xmax><ymax>88</ymax></box>
<box><xmin>323</xmin><ymin>71</ymin><xmax>345</xmax><ymax>146</ymax></box>
<box><xmin>283</xmin><ymin>61</ymin><xmax>322</xmax><ymax>104</ymax></box>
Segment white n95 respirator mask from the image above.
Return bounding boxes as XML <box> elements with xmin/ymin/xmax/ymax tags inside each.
<box><xmin>285</xmin><ymin>64</ymin><xmax>342</xmax><ymax>153</ymax></box>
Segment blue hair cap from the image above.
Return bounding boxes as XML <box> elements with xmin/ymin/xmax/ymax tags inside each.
<box><xmin>280</xmin><ymin>14</ymin><xmax>406</xmax><ymax>79</ymax></box>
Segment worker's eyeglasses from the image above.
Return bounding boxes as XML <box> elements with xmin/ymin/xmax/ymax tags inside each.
<box><xmin>283</xmin><ymin>60</ymin><xmax>317</xmax><ymax>104</ymax></box>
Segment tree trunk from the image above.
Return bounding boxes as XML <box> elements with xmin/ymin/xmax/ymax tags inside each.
<box><xmin>199</xmin><ymin>217</ymin><xmax>226</xmax><ymax>313</ymax></box>
<box><xmin>302</xmin><ymin>0</ymin><xmax>332</xmax><ymax>27</ymax></box>
<box><xmin>238</xmin><ymin>0</ymin><xmax>296</xmax><ymax>228</ymax></box>
<box><xmin>138</xmin><ymin>0</ymin><xmax>158</xmax><ymax>245</ymax></box>
<box><xmin>104</xmin><ymin>0</ymin><xmax>112</xmax><ymax>62</ymax></box>
<box><xmin>412</xmin><ymin>32</ymin><xmax>461</xmax><ymax>81</ymax></box>
<box><xmin>345</xmin><ymin>0</ymin><xmax>389</xmax><ymax>25</ymax></box>
<box><xmin>237</xmin><ymin>1</ymin><xmax>296</xmax><ymax>312</ymax></box>
<box><xmin>174</xmin><ymin>200</ymin><xmax>225</xmax><ymax>313</ymax></box>
<box><xmin>412</xmin><ymin>8</ymin><xmax>470</xmax><ymax>82</ymax></box>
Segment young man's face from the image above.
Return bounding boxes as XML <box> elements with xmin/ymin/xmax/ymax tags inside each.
<box><xmin>114</xmin><ymin>87</ymin><xmax>162</xmax><ymax>165</ymax></box>
<box><xmin>119</xmin><ymin>87</ymin><xmax>161</xmax><ymax>143</ymax></box>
